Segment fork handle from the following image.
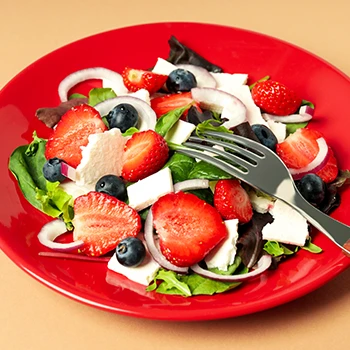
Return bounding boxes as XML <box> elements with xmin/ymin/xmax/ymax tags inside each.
<box><xmin>286</xmin><ymin>187</ymin><xmax>350</xmax><ymax>256</ymax></box>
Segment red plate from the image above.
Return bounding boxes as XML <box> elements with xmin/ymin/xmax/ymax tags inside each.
<box><xmin>0</xmin><ymin>22</ymin><xmax>349</xmax><ymax>321</ymax></box>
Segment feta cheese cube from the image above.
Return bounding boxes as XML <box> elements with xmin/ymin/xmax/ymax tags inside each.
<box><xmin>204</xmin><ymin>219</ymin><xmax>239</xmax><ymax>271</ymax></box>
<box><xmin>248</xmin><ymin>191</ymin><xmax>275</xmax><ymax>214</ymax></box>
<box><xmin>59</xmin><ymin>181</ymin><xmax>94</xmax><ymax>199</ymax></box>
<box><xmin>152</xmin><ymin>57</ymin><xmax>177</xmax><ymax>75</ymax></box>
<box><xmin>164</xmin><ymin>119</ymin><xmax>196</xmax><ymax>144</ymax></box>
<box><xmin>221</xmin><ymin>85</ymin><xmax>267</xmax><ymax>126</ymax></box>
<box><xmin>127</xmin><ymin>167</ymin><xmax>174</xmax><ymax>211</ymax></box>
<box><xmin>102</xmin><ymin>78</ymin><xmax>129</xmax><ymax>95</ymax></box>
<box><xmin>75</xmin><ymin>128</ymin><xmax>126</xmax><ymax>186</ymax></box>
<box><xmin>211</xmin><ymin>72</ymin><xmax>248</xmax><ymax>87</ymax></box>
<box><xmin>267</xmin><ymin>120</ymin><xmax>287</xmax><ymax>143</ymax></box>
<box><xmin>127</xmin><ymin>89</ymin><xmax>151</xmax><ymax>106</ymax></box>
<box><xmin>107</xmin><ymin>237</ymin><xmax>160</xmax><ymax>286</ymax></box>
<box><xmin>262</xmin><ymin>199</ymin><xmax>309</xmax><ymax>246</ymax></box>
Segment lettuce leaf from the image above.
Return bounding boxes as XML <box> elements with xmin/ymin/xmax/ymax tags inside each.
<box><xmin>147</xmin><ymin>257</ymin><xmax>248</xmax><ymax>296</ymax></box>
<box><xmin>155</xmin><ymin>104</ymin><xmax>191</xmax><ymax>137</ymax></box>
<box><xmin>8</xmin><ymin>132</ymin><xmax>73</xmax><ymax>228</ymax></box>
<box><xmin>264</xmin><ymin>241</ymin><xmax>295</xmax><ymax>257</ymax></box>
<box><xmin>301</xmin><ymin>238</ymin><xmax>322</xmax><ymax>253</ymax></box>
<box><xmin>88</xmin><ymin>87</ymin><xmax>117</xmax><ymax>107</ymax></box>
<box><xmin>285</xmin><ymin>122</ymin><xmax>308</xmax><ymax>136</ymax></box>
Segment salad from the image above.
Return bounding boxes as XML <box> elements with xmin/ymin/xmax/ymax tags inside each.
<box><xmin>8</xmin><ymin>36</ymin><xmax>350</xmax><ymax>297</ymax></box>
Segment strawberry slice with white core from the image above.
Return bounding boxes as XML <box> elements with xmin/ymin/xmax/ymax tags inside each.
<box><xmin>73</xmin><ymin>192</ymin><xmax>141</xmax><ymax>256</ymax></box>
<box><xmin>152</xmin><ymin>191</ymin><xmax>227</xmax><ymax>267</ymax></box>
<box><xmin>45</xmin><ymin>104</ymin><xmax>107</xmax><ymax>168</ymax></box>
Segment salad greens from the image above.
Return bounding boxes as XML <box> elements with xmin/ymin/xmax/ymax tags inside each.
<box><xmin>147</xmin><ymin>256</ymin><xmax>247</xmax><ymax>296</ymax></box>
<box><xmin>155</xmin><ymin>104</ymin><xmax>192</xmax><ymax>137</ymax></box>
<box><xmin>8</xmin><ymin>132</ymin><xmax>73</xmax><ymax>227</ymax></box>
<box><xmin>88</xmin><ymin>88</ymin><xmax>117</xmax><ymax>107</ymax></box>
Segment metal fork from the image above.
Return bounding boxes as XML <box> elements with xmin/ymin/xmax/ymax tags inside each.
<box><xmin>177</xmin><ymin>130</ymin><xmax>350</xmax><ymax>255</ymax></box>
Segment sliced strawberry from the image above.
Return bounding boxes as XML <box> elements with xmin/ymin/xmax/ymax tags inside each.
<box><xmin>276</xmin><ymin>128</ymin><xmax>339</xmax><ymax>183</ymax></box>
<box><xmin>213</xmin><ymin>179</ymin><xmax>253</xmax><ymax>223</ymax></box>
<box><xmin>150</xmin><ymin>92</ymin><xmax>199</xmax><ymax>118</ymax></box>
<box><xmin>316</xmin><ymin>148</ymin><xmax>338</xmax><ymax>183</ymax></box>
<box><xmin>45</xmin><ymin>104</ymin><xmax>107</xmax><ymax>168</ymax></box>
<box><xmin>121</xmin><ymin>130</ymin><xmax>169</xmax><ymax>182</ymax></box>
<box><xmin>73</xmin><ymin>192</ymin><xmax>141</xmax><ymax>256</ymax></box>
<box><xmin>252</xmin><ymin>80</ymin><xmax>302</xmax><ymax>116</ymax></box>
<box><xmin>122</xmin><ymin>67</ymin><xmax>168</xmax><ymax>94</ymax></box>
<box><xmin>276</xmin><ymin>128</ymin><xmax>322</xmax><ymax>169</ymax></box>
<box><xmin>152</xmin><ymin>191</ymin><xmax>227</xmax><ymax>267</ymax></box>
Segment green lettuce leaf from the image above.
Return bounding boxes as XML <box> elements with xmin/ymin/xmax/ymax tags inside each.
<box><xmin>285</xmin><ymin>122</ymin><xmax>308</xmax><ymax>136</ymax></box>
<box><xmin>301</xmin><ymin>238</ymin><xmax>322</xmax><ymax>253</ymax></box>
<box><xmin>8</xmin><ymin>132</ymin><xmax>73</xmax><ymax>228</ymax></box>
<box><xmin>163</xmin><ymin>152</ymin><xmax>196</xmax><ymax>183</ymax></box>
<box><xmin>264</xmin><ymin>241</ymin><xmax>295</xmax><ymax>257</ymax></box>
<box><xmin>122</xmin><ymin>127</ymin><xmax>139</xmax><ymax>137</ymax></box>
<box><xmin>88</xmin><ymin>88</ymin><xmax>116</xmax><ymax>107</ymax></box>
<box><xmin>147</xmin><ymin>269</ymin><xmax>192</xmax><ymax>297</ymax></box>
<box><xmin>69</xmin><ymin>93</ymin><xmax>87</xmax><ymax>100</ymax></box>
<box><xmin>148</xmin><ymin>257</ymin><xmax>248</xmax><ymax>296</ymax></box>
<box><xmin>9</xmin><ymin>132</ymin><xmax>48</xmax><ymax>210</ymax></box>
<box><xmin>188</xmin><ymin>160</ymin><xmax>233</xmax><ymax>180</ymax></box>
<box><xmin>155</xmin><ymin>104</ymin><xmax>192</xmax><ymax>137</ymax></box>
<box><xmin>195</xmin><ymin>119</ymin><xmax>232</xmax><ymax>137</ymax></box>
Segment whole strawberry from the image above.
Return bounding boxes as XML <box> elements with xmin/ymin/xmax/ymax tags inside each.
<box><xmin>251</xmin><ymin>80</ymin><xmax>302</xmax><ymax>116</ymax></box>
<box><xmin>121</xmin><ymin>130</ymin><xmax>169</xmax><ymax>182</ymax></box>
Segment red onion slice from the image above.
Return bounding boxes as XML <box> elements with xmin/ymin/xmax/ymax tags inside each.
<box><xmin>144</xmin><ymin>209</ymin><xmax>188</xmax><ymax>274</ymax></box>
<box><xmin>191</xmin><ymin>87</ymin><xmax>247</xmax><ymax>129</ymax></box>
<box><xmin>190</xmin><ymin>254</ymin><xmax>272</xmax><ymax>282</ymax></box>
<box><xmin>289</xmin><ymin>137</ymin><xmax>329</xmax><ymax>179</ymax></box>
<box><xmin>262</xmin><ymin>113</ymin><xmax>312</xmax><ymax>123</ymax></box>
<box><xmin>94</xmin><ymin>96</ymin><xmax>157</xmax><ymax>131</ymax></box>
<box><xmin>176</xmin><ymin>64</ymin><xmax>217</xmax><ymax>88</ymax></box>
<box><xmin>38</xmin><ymin>220</ymin><xmax>84</xmax><ymax>251</ymax></box>
<box><xmin>173</xmin><ymin>179</ymin><xmax>210</xmax><ymax>193</ymax></box>
<box><xmin>61</xmin><ymin>162</ymin><xmax>77</xmax><ymax>180</ymax></box>
<box><xmin>58</xmin><ymin>67</ymin><xmax>128</xmax><ymax>102</ymax></box>
<box><xmin>299</xmin><ymin>105</ymin><xmax>315</xmax><ymax>116</ymax></box>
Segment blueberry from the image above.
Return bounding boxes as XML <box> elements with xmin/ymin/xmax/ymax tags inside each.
<box><xmin>116</xmin><ymin>237</ymin><xmax>146</xmax><ymax>267</ymax></box>
<box><xmin>251</xmin><ymin>124</ymin><xmax>278</xmax><ymax>151</ymax></box>
<box><xmin>43</xmin><ymin>158</ymin><xmax>66</xmax><ymax>182</ymax></box>
<box><xmin>106</xmin><ymin>103</ymin><xmax>139</xmax><ymax>133</ymax></box>
<box><xmin>296</xmin><ymin>174</ymin><xmax>326</xmax><ymax>206</ymax></box>
<box><xmin>95</xmin><ymin>175</ymin><xmax>127</xmax><ymax>201</ymax></box>
<box><xmin>166</xmin><ymin>68</ymin><xmax>197</xmax><ymax>93</ymax></box>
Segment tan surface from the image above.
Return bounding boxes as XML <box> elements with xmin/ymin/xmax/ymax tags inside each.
<box><xmin>1</xmin><ymin>0</ymin><xmax>349</xmax><ymax>349</ymax></box>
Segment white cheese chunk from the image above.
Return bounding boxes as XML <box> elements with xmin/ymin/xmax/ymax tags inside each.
<box><xmin>59</xmin><ymin>181</ymin><xmax>94</xmax><ymax>199</ymax></box>
<box><xmin>248</xmin><ymin>191</ymin><xmax>275</xmax><ymax>214</ymax></box>
<box><xmin>220</xmin><ymin>85</ymin><xmax>267</xmax><ymax>126</ymax></box>
<box><xmin>164</xmin><ymin>119</ymin><xmax>196</xmax><ymax>144</ymax></box>
<box><xmin>107</xmin><ymin>236</ymin><xmax>160</xmax><ymax>286</ymax></box>
<box><xmin>152</xmin><ymin>57</ymin><xmax>177</xmax><ymax>75</ymax></box>
<box><xmin>75</xmin><ymin>128</ymin><xmax>126</xmax><ymax>186</ymax></box>
<box><xmin>127</xmin><ymin>89</ymin><xmax>151</xmax><ymax>106</ymax></box>
<box><xmin>262</xmin><ymin>199</ymin><xmax>309</xmax><ymax>246</ymax></box>
<box><xmin>102</xmin><ymin>78</ymin><xmax>129</xmax><ymax>95</ymax></box>
<box><xmin>267</xmin><ymin>120</ymin><xmax>287</xmax><ymax>143</ymax></box>
<box><xmin>211</xmin><ymin>72</ymin><xmax>248</xmax><ymax>87</ymax></box>
<box><xmin>204</xmin><ymin>219</ymin><xmax>239</xmax><ymax>271</ymax></box>
<box><xmin>127</xmin><ymin>167</ymin><xmax>174</xmax><ymax>211</ymax></box>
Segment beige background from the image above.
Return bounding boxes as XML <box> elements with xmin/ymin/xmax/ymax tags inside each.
<box><xmin>1</xmin><ymin>0</ymin><xmax>350</xmax><ymax>349</ymax></box>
